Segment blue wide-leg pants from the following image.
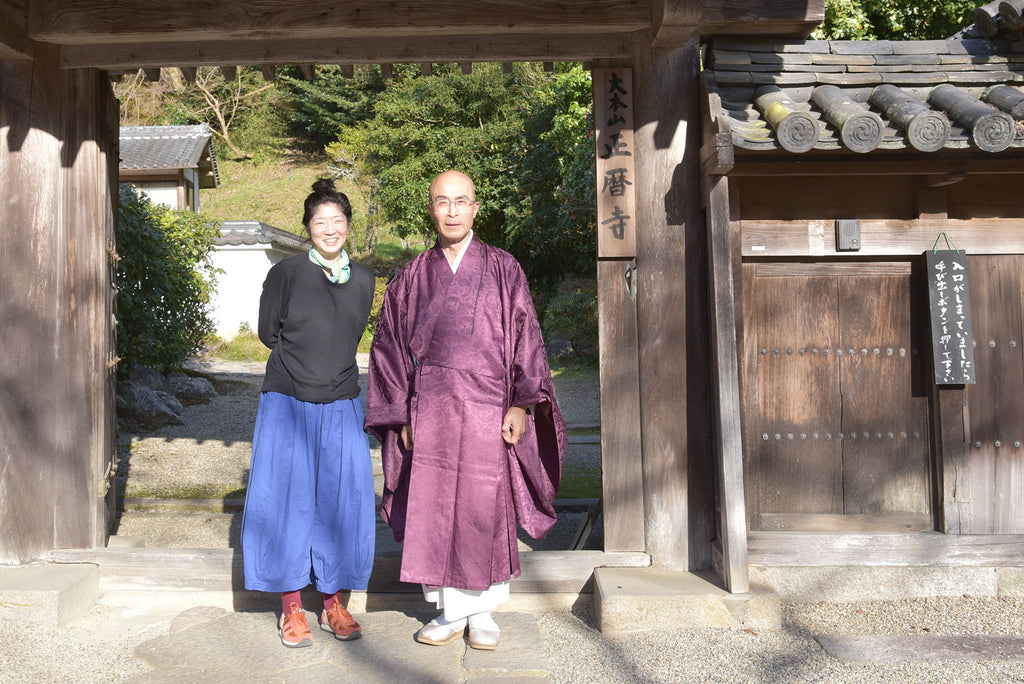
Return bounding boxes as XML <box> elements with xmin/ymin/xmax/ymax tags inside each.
<box><xmin>241</xmin><ymin>391</ymin><xmax>375</xmax><ymax>593</ymax></box>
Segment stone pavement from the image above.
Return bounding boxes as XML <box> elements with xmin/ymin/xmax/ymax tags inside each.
<box><xmin>129</xmin><ymin>607</ymin><xmax>549</xmax><ymax>683</ymax></box>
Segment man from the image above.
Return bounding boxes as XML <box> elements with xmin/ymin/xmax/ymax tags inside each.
<box><xmin>365</xmin><ymin>170</ymin><xmax>566</xmax><ymax>651</ymax></box>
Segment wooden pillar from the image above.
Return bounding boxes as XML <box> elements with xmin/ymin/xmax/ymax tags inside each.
<box><xmin>0</xmin><ymin>48</ymin><xmax>118</xmax><ymax>562</ymax></box>
<box><xmin>632</xmin><ymin>35</ymin><xmax>712</xmax><ymax>571</ymax></box>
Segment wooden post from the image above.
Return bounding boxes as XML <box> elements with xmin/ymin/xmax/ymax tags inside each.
<box><xmin>632</xmin><ymin>35</ymin><xmax>710</xmax><ymax>572</ymax></box>
<box><xmin>0</xmin><ymin>48</ymin><xmax>117</xmax><ymax>561</ymax></box>
<box><xmin>593</xmin><ymin>63</ymin><xmax>645</xmax><ymax>551</ymax></box>
<box><xmin>705</xmin><ymin>174</ymin><xmax>749</xmax><ymax>593</ymax></box>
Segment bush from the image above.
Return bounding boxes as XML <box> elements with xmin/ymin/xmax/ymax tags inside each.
<box><xmin>116</xmin><ymin>185</ymin><xmax>219</xmax><ymax>376</ymax></box>
<box><xmin>203</xmin><ymin>323</ymin><xmax>270</xmax><ymax>362</ymax></box>
<box><xmin>542</xmin><ymin>278</ymin><xmax>598</xmax><ymax>362</ymax></box>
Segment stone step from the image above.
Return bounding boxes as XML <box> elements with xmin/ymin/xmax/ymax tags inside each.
<box><xmin>593</xmin><ymin>567</ymin><xmax>781</xmax><ymax>635</ymax></box>
<box><xmin>45</xmin><ymin>547</ymin><xmax>650</xmax><ymax>614</ymax></box>
<box><xmin>0</xmin><ymin>563</ymin><xmax>99</xmax><ymax>627</ymax></box>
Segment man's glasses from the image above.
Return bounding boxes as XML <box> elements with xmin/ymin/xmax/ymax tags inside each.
<box><xmin>430</xmin><ymin>198</ymin><xmax>477</xmax><ymax>211</ymax></box>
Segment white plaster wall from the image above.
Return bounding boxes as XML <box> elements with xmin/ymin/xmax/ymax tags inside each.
<box><xmin>132</xmin><ymin>182</ymin><xmax>179</xmax><ymax>209</ymax></box>
<box><xmin>209</xmin><ymin>244</ymin><xmax>294</xmax><ymax>338</ymax></box>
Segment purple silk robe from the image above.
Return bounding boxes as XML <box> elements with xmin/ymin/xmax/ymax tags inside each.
<box><xmin>365</xmin><ymin>236</ymin><xmax>567</xmax><ymax>591</ymax></box>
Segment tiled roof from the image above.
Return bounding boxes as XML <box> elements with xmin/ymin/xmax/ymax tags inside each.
<box><xmin>704</xmin><ymin>37</ymin><xmax>1024</xmax><ymax>155</ymax></box>
<box><xmin>119</xmin><ymin>124</ymin><xmax>220</xmax><ymax>187</ymax></box>
<box><xmin>214</xmin><ymin>220</ymin><xmax>309</xmax><ymax>252</ymax></box>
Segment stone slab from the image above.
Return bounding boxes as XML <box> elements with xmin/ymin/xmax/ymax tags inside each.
<box><xmin>131</xmin><ymin>609</ymin><xmax>548</xmax><ymax>682</ymax></box>
<box><xmin>816</xmin><ymin>635</ymin><xmax>1024</xmax><ymax>663</ymax></box>
<box><xmin>752</xmin><ymin>566</ymin><xmax>1000</xmax><ymax>603</ymax></box>
<box><xmin>0</xmin><ymin>563</ymin><xmax>98</xmax><ymax>627</ymax></box>
<box><xmin>462</xmin><ymin>612</ymin><xmax>549</xmax><ymax>678</ymax></box>
<box><xmin>594</xmin><ymin>568</ymin><xmax>780</xmax><ymax>635</ymax></box>
<box><xmin>997</xmin><ymin>568</ymin><xmax>1024</xmax><ymax>596</ymax></box>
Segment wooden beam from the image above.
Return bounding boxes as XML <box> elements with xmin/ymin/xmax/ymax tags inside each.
<box><xmin>0</xmin><ymin>0</ymin><xmax>32</xmax><ymax>61</ymax></box>
<box><xmin>219</xmin><ymin>65</ymin><xmax>236</xmax><ymax>81</ymax></box>
<box><xmin>748</xmin><ymin>531</ymin><xmax>1024</xmax><ymax>566</ymax></box>
<box><xmin>259</xmin><ymin>65</ymin><xmax>276</xmax><ymax>81</ymax></box>
<box><xmin>652</xmin><ymin>0</ymin><xmax>825</xmax><ymax>46</ymax></box>
<box><xmin>704</xmin><ymin>174</ymin><xmax>749</xmax><ymax>594</ymax></box>
<box><xmin>29</xmin><ymin>1</ymin><xmax>651</xmax><ymax>43</ymax></box>
<box><xmin>740</xmin><ymin>218</ymin><xmax>1024</xmax><ymax>257</ymax></box>
<box><xmin>421</xmin><ymin>62</ymin><xmax>433</xmax><ymax>76</ymax></box>
<box><xmin>297</xmin><ymin>63</ymin><xmax>314</xmax><ymax>80</ymax></box>
<box><xmin>728</xmin><ymin>157</ymin><xmax>1024</xmax><ymax>177</ymax></box>
<box><xmin>341</xmin><ymin>63</ymin><xmax>354</xmax><ymax>78</ymax></box>
<box><xmin>178</xmin><ymin>66</ymin><xmax>196</xmax><ymax>82</ymax></box>
<box><xmin>460</xmin><ymin>62</ymin><xmax>472</xmax><ymax>74</ymax></box>
<box><xmin>381</xmin><ymin>63</ymin><xmax>393</xmax><ymax>79</ymax></box>
<box><xmin>54</xmin><ymin>33</ymin><xmax>637</xmax><ymax>69</ymax></box>
<box><xmin>142</xmin><ymin>67</ymin><xmax>161</xmax><ymax>81</ymax></box>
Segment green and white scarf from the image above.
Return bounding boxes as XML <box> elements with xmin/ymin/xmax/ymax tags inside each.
<box><xmin>309</xmin><ymin>247</ymin><xmax>351</xmax><ymax>284</ymax></box>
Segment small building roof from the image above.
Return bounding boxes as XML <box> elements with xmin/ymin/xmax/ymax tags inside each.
<box><xmin>704</xmin><ymin>34</ymin><xmax>1024</xmax><ymax>157</ymax></box>
<box><xmin>119</xmin><ymin>124</ymin><xmax>220</xmax><ymax>188</ymax></box>
<box><xmin>214</xmin><ymin>220</ymin><xmax>310</xmax><ymax>252</ymax></box>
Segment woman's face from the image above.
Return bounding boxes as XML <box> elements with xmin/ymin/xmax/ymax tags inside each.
<box><xmin>308</xmin><ymin>203</ymin><xmax>349</xmax><ymax>261</ymax></box>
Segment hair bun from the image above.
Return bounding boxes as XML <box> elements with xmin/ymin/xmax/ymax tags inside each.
<box><xmin>312</xmin><ymin>178</ymin><xmax>336</xmax><ymax>193</ymax></box>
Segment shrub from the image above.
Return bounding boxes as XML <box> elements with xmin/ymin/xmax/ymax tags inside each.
<box><xmin>203</xmin><ymin>323</ymin><xmax>270</xmax><ymax>362</ymax></box>
<box><xmin>542</xmin><ymin>278</ymin><xmax>598</xmax><ymax>362</ymax></box>
<box><xmin>116</xmin><ymin>185</ymin><xmax>219</xmax><ymax>376</ymax></box>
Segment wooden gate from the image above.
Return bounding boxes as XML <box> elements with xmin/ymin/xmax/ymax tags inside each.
<box><xmin>743</xmin><ymin>263</ymin><xmax>932</xmax><ymax>532</ymax></box>
<box><xmin>950</xmin><ymin>254</ymin><xmax>1024</xmax><ymax>533</ymax></box>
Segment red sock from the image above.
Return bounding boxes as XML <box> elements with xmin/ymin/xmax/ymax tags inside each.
<box><xmin>322</xmin><ymin>591</ymin><xmax>342</xmax><ymax>611</ymax></box>
<box><xmin>281</xmin><ymin>589</ymin><xmax>303</xmax><ymax>615</ymax></box>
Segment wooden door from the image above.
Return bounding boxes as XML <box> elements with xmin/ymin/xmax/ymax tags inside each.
<box><xmin>957</xmin><ymin>255</ymin><xmax>1024</xmax><ymax>533</ymax></box>
<box><xmin>745</xmin><ymin>263</ymin><xmax>932</xmax><ymax>532</ymax></box>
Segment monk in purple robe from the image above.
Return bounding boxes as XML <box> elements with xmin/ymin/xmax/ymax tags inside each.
<box><xmin>365</xmin><ymin>170</ymin><xmax>566</xmax><ymax>650</ymax></box>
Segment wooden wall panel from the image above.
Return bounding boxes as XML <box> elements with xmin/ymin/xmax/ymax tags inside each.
<box><xmin>947</xmin><ymin>176</ymin><xmax>1024</xmax><ymax>220</ymax></box>
<box><xmin>963</xmin><ymin>255</ymin><xmax>1024</xmax><ymax>533</ymax></box>
<box><xmin>738</xmin><ymin>175</ymin><xmax>916</xmax><ymax>221</ymax></box>
<box><xmin>754</xmin><ymin>275</ymin><xmax>843</xmax><ymax>519</ymax></box>
<box><xmin>597</xmin><ymin>259</ymin><xmax>645</xmax><ymax>552</ymax></box>
<box><xmin>0</xmin><ymin>49</ymin><xmax>62</xmax><ymax>562</ymax></box>
<box><xmin>0</xmin><ymin>49</ymin><xmax>116</xmax><ymax>561</ymax></box>
<box><xmin>837</xmin><ymin>276</ymin><xmax>930</xmax><ymax>518</ymax></box>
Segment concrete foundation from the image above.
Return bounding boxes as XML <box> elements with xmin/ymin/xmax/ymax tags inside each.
<box><xmin>0</xmin><ymin>563</ymin><xmax>99</xmax><ymax>627</ymax></box>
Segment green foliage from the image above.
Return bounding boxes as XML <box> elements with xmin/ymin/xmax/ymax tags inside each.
<box><xmin>358</xmin><ymin>276</ymin><xmax>390</xmax><ymax>353</ymax></box>
<box><xmin>514</xmin><ymin>65</ymin><xmax>596</xmax><ymax>291</ymax></box>
<box><xmin>542</xmin><ymin>278</ymin><xmax>598</xmax><ymax>362</ymax></box>
<box><xmin>327</xmin><ymin>63</ymin><xmax>543</xmax><ymax>250</ymax></box>
<box><xmin>812</xmin><ymin>0</ymin><xmax>984</xmax><ymax>40</ymax></box>
<box><xmin>116</xmin><ymin>185</ymin><xmax>219</xmax><ymax>376</ymax></box>
<box><xmin>278</xmin><ymin>65</ymin><xmax>387</xmax><ymax>150</ymax></box>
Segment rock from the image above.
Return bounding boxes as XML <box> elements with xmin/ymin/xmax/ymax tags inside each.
<box><xmin>128</xmin><ymin>366</ymin><xmax>171</xmax><ymax>392</ymax></box>
<box><xmin>167</xmin><ymin>373</ymin><xmax>217</xmax><ymax>405</ymax></box>
<box><xmin>116</xmin><ymin>382</ymin><xmax>184</xmax><ymax>430</ymax></box>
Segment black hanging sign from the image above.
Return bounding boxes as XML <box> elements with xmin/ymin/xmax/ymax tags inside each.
<box><xmin>925</xmin><ymin>235</ymin><xmax>975</xmax><ymax>385</ymax></box>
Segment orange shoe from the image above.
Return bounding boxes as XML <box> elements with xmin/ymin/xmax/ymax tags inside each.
<box><xmin>320</xmin><ymin>597</ymin><xmax>362</xmax><ymax>641</ymax></box>
<box><xmin>278</xmin><ymin>602</ymin><xmax>313</xmax><ymax>648</ymax></box>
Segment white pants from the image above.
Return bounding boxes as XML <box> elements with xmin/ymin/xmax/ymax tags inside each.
<box><xmin>422</xmin><ymin>581</ymin><xmax>510</xmax><ymax>621</ymax></box>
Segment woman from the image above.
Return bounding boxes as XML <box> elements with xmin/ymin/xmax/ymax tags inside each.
<box><xmin>241</xmin><ymin>179</ymin><xmax>376</xmax><ymax>648</ymax></box>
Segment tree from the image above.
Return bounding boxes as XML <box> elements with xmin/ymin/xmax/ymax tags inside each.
<box><xmin>116</xmin><ymin>186</ymin><xmax>220</xmax><ymax>376</ymax></box>
<box><xmin>812</xmin><ymin>0</ymin><xmax>985</xmax><ymax>40</ymax></box>
<box><xmin>326</xmin><ymin>63</ymin><xmax>542</xmax><ymax>251</ymax></box>
<box><xmin>512</xmin><ymin>64</ymin><xmax>596</xmax><ymax>290</ymax></box>
<box><xmin>278</xmin><ymin>65</ymin><xmax>387</xmax><ymax>150</ymax></box>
